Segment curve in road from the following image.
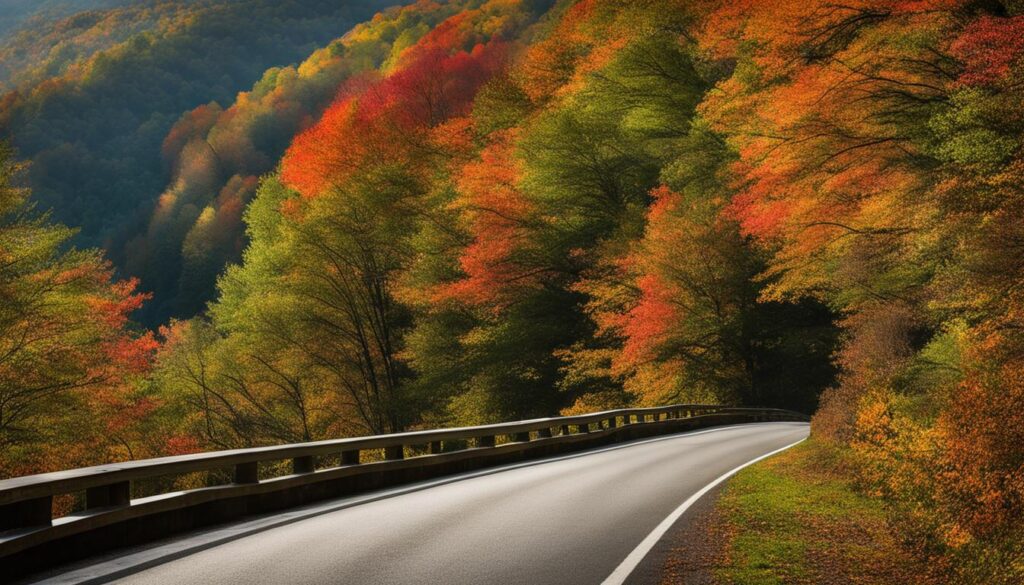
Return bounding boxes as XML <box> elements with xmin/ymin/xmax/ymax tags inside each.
<box><xmin>35</xmin><ymin>421</ymin><xmax>809</xmax><ymax>585</ymax></box>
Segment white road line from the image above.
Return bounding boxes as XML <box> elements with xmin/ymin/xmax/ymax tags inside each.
<box><xmin>34</xmin><ymin>423</ymin><xmax>793</xmax><ymax>585</ymax></box>
<box><xmin>600</xmin><ymin>436</ymin><xmax>808</xmax><ymax>585</ymax></box>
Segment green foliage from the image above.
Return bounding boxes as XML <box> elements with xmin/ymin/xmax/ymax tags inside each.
<box><xmin>0</xmin><ymin>142</ymin><xmax>157</xmax><ymax>477</ymax></box>
<box><xmin>716</xmin><ymin>441</ymin><xmax>932</xmax><ymax>585</ymax></box>
<box><xmin>928</xmin><ymin>88</ymin><xmax>1020</xmax><ymax>170</ymax></box>
<box><xmin>471</xmin><ymin>75</ymin><xmax>532</xmax><ymax>136</ymax></box>
<box><xmin>0</xmin><ymin>0</ymin><xmax>395</xmax><ymax>325</ymax></box>
<box><xmin>131</xmin><ymin>0</ymin><xmax>471</xmax><ymax>324</ymax></box>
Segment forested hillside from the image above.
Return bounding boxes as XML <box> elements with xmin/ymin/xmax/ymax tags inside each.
<box><xmin>129</xmin><ymin>0</ymin><xmax>475</xmax><ymax>322</ymax></box>
<box><xmin>0</xmin><ymin>0</ymin><xmax>204</xmax><ymax>91</ymax></box>
<box><xmin>0</xmin><ymin>0</ymin><xmax>135</xmax><ymax>42</ymax></box>
<box><xmin>0</xmin><ymin>0</ymin><xmax>395</xmax><ymax>323</ymax></box>
<box><xmin>2</xmin><ymin>0</ymin><xmax>1024</xmax><ymax>580</ymax></box>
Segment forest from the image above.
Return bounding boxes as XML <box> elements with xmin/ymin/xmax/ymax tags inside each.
<box><xmin>2</xmin><ymin>0</ymin><xmax>1023</xmax><ymax>581</ymax></box>
<box><xmin>0</xmin><ymin>0</ymin><xmax>396</xmax><ymax>323</ymax></box>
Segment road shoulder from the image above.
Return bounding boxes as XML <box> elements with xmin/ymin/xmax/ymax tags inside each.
<box><xmin>633</xmin><ymin>440</ymin><xmax>939</xmax><ymax>585</ymax></box>
<box><xmin>623</xmin><ymin>481</ymin><xmax>728</xmax><ymax>585</ymax></box>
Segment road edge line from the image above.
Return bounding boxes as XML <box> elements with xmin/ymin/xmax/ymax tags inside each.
<box><xmin>32</xmin><ymin>423</ymin><xmax>789</xmax><ymax>585</ymax></box>
<box><xmin>600</xmin><ymin>435</ymin><xmax>808</xmax><ymax>585</ymax></box>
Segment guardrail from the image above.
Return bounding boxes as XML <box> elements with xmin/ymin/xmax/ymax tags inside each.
<box><xmin>0</xmin><ymin>404</ymin><xmax>807</xmax><ymax>579</ymax></box>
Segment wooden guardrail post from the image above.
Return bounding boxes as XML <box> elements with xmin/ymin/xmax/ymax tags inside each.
<box><xmin>385</xmin><ymin>445</ymin><xmax>404</xmax><ymax>460</ymax></box>
<box><xmin>512</xmin><ymin>431</ymin><xmax>531</xmax><ymax>443</ymax></box>
<box><xmin>234</xmin><ymin>462</ymin><xmax>258</xmax><ymax>484</ymax></box>
<box><xmin>85</xmin><ymin>481</ymin><xmax>130</xmax><ymax>509</ymax></box>
<box><xmin>428</xmin><ymin>441</ymin><xmax>442</xmax><ymax>454</ymax></box>
<box><xmin>342</xmin><ymin>450</ymin><xmax>360</xmax><ymax>465</ymax></box>
<box><xmin>537</xmin><ymin>427</ymin><xmax>553</xmax><ymax>438</ymax></box>
<box><xmin>476</xmin><ymin>435</ymin><xmax>496</xmax><ymax>448</ymax></box>
<box><xmin>293</xmin><ymin>456</ymin><xmax>315</xmax><ymax>474</ymax></box>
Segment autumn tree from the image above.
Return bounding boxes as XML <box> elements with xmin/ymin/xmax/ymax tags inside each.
<box><xmin>152</xmin><ymin>5</ymin><xmax>537</xmax><ymax>439</ymax></box>
<box><xmin>695</xmin><ymin>0</ymin><xmax>1024</xmax><ymax>579</ymax></box>
<box><xmin>0</xmin><ymin>143</ymin><xmax>157</xmax><ymax>478</ymax></box>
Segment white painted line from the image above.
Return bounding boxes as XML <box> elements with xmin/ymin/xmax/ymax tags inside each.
<box><xmin>600</xmin><ymin>436</ymin><xmax>808</xmax><ymax>585</ymax></box>
<box><xmin>34</xmin><ymin>423</ymin><xmax>799</xmax><ymax>585</ymax></box>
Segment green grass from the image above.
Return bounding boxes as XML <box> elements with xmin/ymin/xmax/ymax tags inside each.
<box><xmin>714</xmin><ymin>440</ymin><xmax>928</xmax><ymax>585</ymax></box>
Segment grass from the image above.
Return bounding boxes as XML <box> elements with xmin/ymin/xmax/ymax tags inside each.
<box><xmin>712</xmin><ymin>440</ymin><xmax>936</xmax><ymax>585</ymax></box>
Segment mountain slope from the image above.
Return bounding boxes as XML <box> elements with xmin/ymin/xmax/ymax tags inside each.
<box><xmin>126</xmin><ymin>0</ymin><xmax>477</xmax><ymax>323</ymax></box>
<box><xmin>0</xmin><ymin>0</ymin><xmax>396</xmax><ymax>298</ymax></box>
<box><xmin>0</xmin><ymin>0</ymin><xmax>135</xmax><ymax>41</ymax></box>
<box><xmin>0</xmin><ymin>0</ymin><xmax>208</xmax><ymax>91</ymax></box>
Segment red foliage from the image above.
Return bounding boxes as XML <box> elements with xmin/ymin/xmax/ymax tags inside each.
<box><xmin>280</xmin><ymin>94</ymin><xmax>363</xmax><ymax>197</ymax></box>
<box><xmin>613</xmin><ymin>187</ymin><xmax>686</xmax><ymax>372</ymax></box>
<box><xmin>88</xmin><ymin>276</ymin><xmax>150</xmax><ymax>330</ymax></box>
<box><xmin>282</xmin><ymin>39</ymin><xmax>507</xmax><ymax>197</ymax></box>
<box><xmin>618</xmin><ymin>272</ymin><xmax>678</xmax><ymax>369</ymax></box>
<box><xmin>413</xmin><ymin>11</ymin><xmax>474</xmax><ymax>54</ymax></box>
<box><xmin>437</xmin><ymin>130</ymin><xmax>534</xmax><ymax>307</ymax></box>
<box><xmin>950</xmin><ymin>15</ymin><xmax>1024</xmax><ymax>87</ymax></box>
<box><xmin>164</xmin><ymin>434</ymin><xmax>202</xmax><ymax>456</ymax></box>
<box><xmin>105</xmin><ymin>332</ymin><xmax>159</xmax><ymax>374</ymax></box>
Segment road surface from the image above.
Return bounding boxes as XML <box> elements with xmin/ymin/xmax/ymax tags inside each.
<box><xmin>37</xmin><ymin>422</ymin><xmax>808</xmax><ymax>585</ymax></box>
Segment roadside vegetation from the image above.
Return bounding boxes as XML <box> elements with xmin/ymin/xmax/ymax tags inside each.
<box><xmin>712</xmin><ymin>441</ymin><xmax>938</xmax><ymax>585</ymax></box>
<box><xmin>663</xmin><ymin>439</ymin><xmax>1022</xmax><ymax>585</ymax></box>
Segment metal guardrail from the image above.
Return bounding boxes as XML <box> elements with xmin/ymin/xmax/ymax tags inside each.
<box><xmin>0</xmin><ymin>404</ymin><xmax>807</xmax><ymax>578</ymax></box>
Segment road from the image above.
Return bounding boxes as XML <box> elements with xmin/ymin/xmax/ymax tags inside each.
<box><xmin>38</xmin><ymin>422</ymin><xmax>808</xmax><ymax>585</ymax></box>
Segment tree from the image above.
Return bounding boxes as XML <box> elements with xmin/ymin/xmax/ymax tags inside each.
<box><xmin>0</xmin><ymin>143</ymin><xmax>157</xmax><ymax>478</ymax></box>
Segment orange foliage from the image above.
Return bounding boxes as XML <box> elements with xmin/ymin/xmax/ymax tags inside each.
<box><xmin>617</xmin><ymin>273</ymin><xmax>678</xmax><ymax>371</ymax></box>
<box><xmin>437</xmin><ymin>129</ymin><xmax>535</xmax><ymax>307</ymax></box>
<box><xmin>282</xmin><ymin>36</ymin><xmax>508</xmax><ymax>197</ymax></box>
<box><xmin>614</xmin><ymin>188</ymin><xmax>683</xmax><ymax>371</ymax></box>
<box><xmin>161</xmin><ymin>103</ymin><xmax>222</xmax><ymax>170</ymax></box>
<box><xmin>516</xmin><ymin>0</ymin><xmax>642</xmax><ymax>102</ymax></box>
<box><xmin>935</xmin><ymin>337</ymin><xmax>1024</xmax><ymax>540</ymax></box>
<box><xmin>699</xmin><ymin>0</ymin><xmax>956</xmax><ymax>303</ymax></box>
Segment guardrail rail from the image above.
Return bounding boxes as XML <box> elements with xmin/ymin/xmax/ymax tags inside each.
<box><xmin>0</xmin><ymin>404</ymin><xmax>808</xmax><ymax>579</ymax></box>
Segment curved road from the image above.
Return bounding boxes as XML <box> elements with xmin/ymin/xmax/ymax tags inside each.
<box><xmin>38</xmin><ymin>422</ymin><xmax>808</xmax><ymax>585</ymax></box>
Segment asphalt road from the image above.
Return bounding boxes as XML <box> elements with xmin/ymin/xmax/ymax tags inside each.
<box><xmin>40</xmin><ymin>422</ymin><xmax>808</xmax><ymax>585</ymax></box>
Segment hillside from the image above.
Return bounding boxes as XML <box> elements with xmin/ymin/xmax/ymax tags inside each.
<box><xmin>0</xmin><ymin>0</ymin><xmax>207</xmax><ymax>91</ymax></box>
<box><xmin>0</xmin><ymin>0</ymin><xmax>135</xmax><ymax>41</ymax></box>
<box><xmin>0</xmin><ymin>0</ymin><xmax>396</xmax><ymax>322</ymax></box>
<box><xmin>126</xmin><ymin>0</ymin><xmax>482</xmax><ymax>322</ymax></box>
